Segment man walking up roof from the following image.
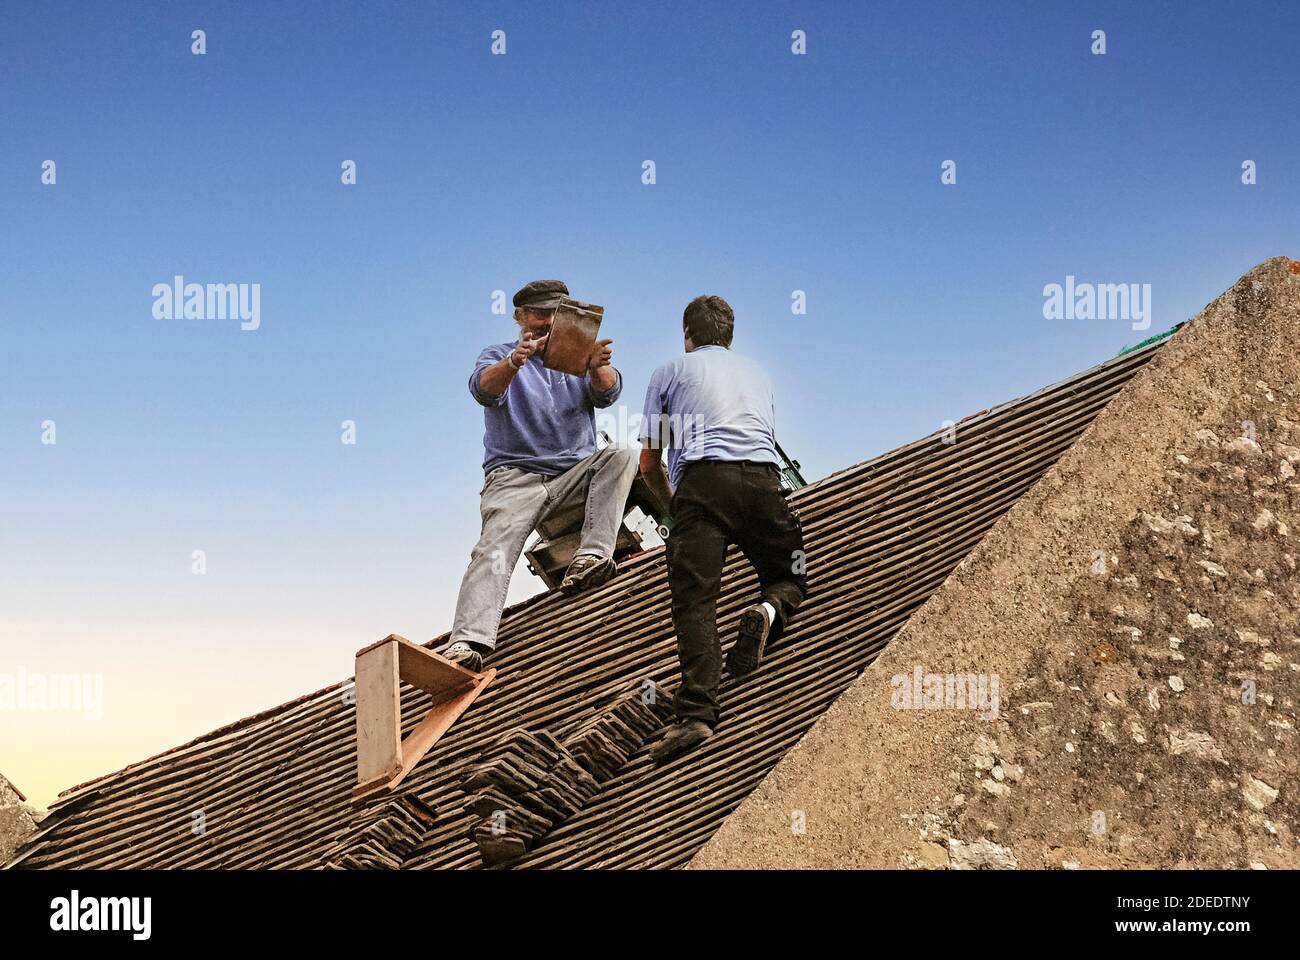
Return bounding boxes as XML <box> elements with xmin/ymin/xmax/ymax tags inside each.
<box><xmin>639</xmin><ymin>295</ymin><xmax>808</xmax><ymax>761</ymax></box>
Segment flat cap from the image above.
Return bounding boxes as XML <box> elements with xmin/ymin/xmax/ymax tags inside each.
<box><xmin>512</xmin><ymin>279</ymin><xmax>569</xmax><ymax>310</ymax></box>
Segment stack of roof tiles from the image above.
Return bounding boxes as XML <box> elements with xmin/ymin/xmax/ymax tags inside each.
<box><xmin>5</xmin><ymin>341</ymin><xmax>1165</xmax><ymax>870</ymax></box>
<box><xmin>560</xmin><ymin>682</ymin><xmax>674</xmax><ymax>781</ymax></box>
<box><xmin>323</xmin><ymin>795</ymin><xmax>437</xmax><ymax>870</ymax></box>
<box><xmin>463</xmin><ymin>730</ymin><xmax>598</xmax><ymax>864</ymax></box>
<box><xmin>462</xmin><ymin>685</ymin><xmax>674</xmax><ymax>864</ymax></box>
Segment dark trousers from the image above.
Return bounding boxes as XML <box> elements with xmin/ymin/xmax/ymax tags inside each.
<box><xmin>666</xmin><ymin>460</ymin><xmax>808</xmax><ymax>727</ymax></box>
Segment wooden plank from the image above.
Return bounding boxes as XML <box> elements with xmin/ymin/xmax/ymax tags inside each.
<box><xmin>354</xmin><ymin>639</ymin><xmax>402</xmax><ymax>786</ymax></box>
<box><xmin>394</xmin><ymin>637</ymin><xmax>478</xmax><ymax>701</ymax></box>
<box><xmin>353</xmin><ymin>669</ymin><xmax>496</xmax><ymax>803</ymax></box>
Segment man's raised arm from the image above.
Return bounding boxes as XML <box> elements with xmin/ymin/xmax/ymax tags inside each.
<box><xmin>474</xmin><ymin>333</ymin><xmax>548</xmax><ymax>401</ymax></box>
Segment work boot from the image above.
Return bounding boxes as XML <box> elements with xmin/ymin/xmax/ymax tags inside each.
<box><xmin>726</xmin><ymin>604</ymin><xmax>773</xmax><ymax>678</ymax></box>
<box><xmin>440</xmin><ymin>641</ymin><xmax>484</xmax><ymax>673</ymax></box>
<box><xmin>560</xmin><ymin>554</ymin><xmax>616</xmax><ymax>596</ymax></box>
<box><xmin>649</xmin><ymin>719</ymin><xmax>713</xmax><ymax>762</ymax></box>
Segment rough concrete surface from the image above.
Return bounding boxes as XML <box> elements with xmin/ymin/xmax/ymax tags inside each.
<box><xmin>692</xmin><ymin>256</ymin><xmax>1300</xmax><ymax>870</ymax></box>
<box><xmin>1</xmin><ymin>776</ymin><xmax>40</xmax><ymax>866</ymax></box>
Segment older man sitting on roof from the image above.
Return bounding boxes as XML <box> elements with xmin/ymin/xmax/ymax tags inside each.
<box><xmin>439</xmin><ymin>280</ymin><xmax>638</xmax><ymax>673</ymax></box>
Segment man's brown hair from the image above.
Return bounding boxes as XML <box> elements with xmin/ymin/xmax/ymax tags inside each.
<box><xmin>683</xmin><ymin>295</ymin><xmax>734</xmax><ymax>348</ymax></box>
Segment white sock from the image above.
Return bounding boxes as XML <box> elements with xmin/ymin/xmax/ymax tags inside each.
<box><xmin>761</xmin><ymin>601</ymin><xmax>777</xmax><ymax>624</ymax></box>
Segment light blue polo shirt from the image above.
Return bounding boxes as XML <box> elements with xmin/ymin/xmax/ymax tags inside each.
<box><xmin>638</xmin><ymin>344</ymin><xmax>779</xmax><ymax>490</ymax></box>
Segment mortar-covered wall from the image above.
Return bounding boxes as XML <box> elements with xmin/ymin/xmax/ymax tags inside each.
<box><xmin>1</xmin><ymin>777</ymin><xmax>39</xmax><ymax>866</ymax></box>
<box><xmin>692</xmin><ymin>257</ymin><xmax>1300</xmax><ymax>870</ymax></box>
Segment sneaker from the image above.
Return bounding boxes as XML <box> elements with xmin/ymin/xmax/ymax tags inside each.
<box><xmin>726</xmin><ymin>604</ymin><xmax>773</xmax><ymax>678</ymax></box>
<box><xmin>649</xmin><ymin>719</ymin><xmax>714</xmax><ymax>762</ymax></box>
<box><xmin>559</xmin><ymin>554</ymin><xmax>617</xmax><ymax>596</ymax></box>
<box><xmin>440</xmin><ymin>641</ymin><xmax>484</xmax><ymax>673</ymax></box>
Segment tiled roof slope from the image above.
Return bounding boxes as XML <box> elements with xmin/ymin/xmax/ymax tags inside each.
<box><xmin>8</xmin><ymin>341</ymin><xmax>1164</xmax><ymax>870</ymax></box>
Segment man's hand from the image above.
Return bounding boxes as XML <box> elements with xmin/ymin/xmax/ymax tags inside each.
<box><xmin>511</xmin><ymin>332</ymin><xmax>549</xmax><ymax>369</ymax></box>
<box><xmin>587</xmin><ymin>338</ymin><xmax>617</xmax><ymax>394</ymax></box>
<box><xmin>478</xmin><ymin>332</ymin><xmax>548</xmax><ymax>399</ymax></box>
<box><xmin>587</xmin><ymin>338</ymin><xmax>613</xmax><ymax>373</ymax></box>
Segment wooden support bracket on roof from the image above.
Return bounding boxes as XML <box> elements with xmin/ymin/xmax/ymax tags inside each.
<box><xmin>352</xmin><ymin>634</ymin><xmax>495</xmax><ymax>804</ymax></box>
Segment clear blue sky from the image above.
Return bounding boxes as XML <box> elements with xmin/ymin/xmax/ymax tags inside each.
<box><xmin>1</xmin><ymin>1</ymin><xmax>1296</xmax><ymax>805</ymax></box>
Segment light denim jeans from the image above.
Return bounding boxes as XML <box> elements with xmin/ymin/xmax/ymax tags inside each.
<box><xmin>449</xmin><ymin>445</ymin><xmax>638</xmax><ymax>650</ymax></box>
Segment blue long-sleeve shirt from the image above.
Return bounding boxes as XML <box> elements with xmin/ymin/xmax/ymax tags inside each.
<box><xmin>470</xmin><ymin>341</ymin><xmax>622</xmax><ymax>477</ymax></box>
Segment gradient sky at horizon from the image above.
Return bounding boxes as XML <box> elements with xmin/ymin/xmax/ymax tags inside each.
<box><xmin>2</xmin><ymin>1</ymin><xmax>1297</xmax><ymax>807</ymax></box>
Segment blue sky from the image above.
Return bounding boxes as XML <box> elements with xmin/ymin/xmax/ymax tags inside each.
<box><xmin>2</xmin><ymin>0</ymin><xmax>1296</xmax><ymax>805</ymax></box>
